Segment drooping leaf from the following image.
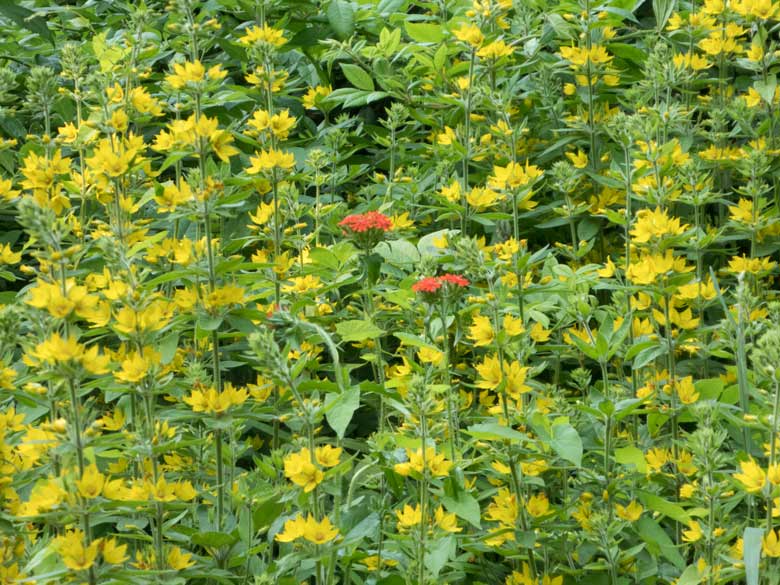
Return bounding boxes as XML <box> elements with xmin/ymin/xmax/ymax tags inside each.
<box><xmin>324</xmin><ymin>387</ymin><xmax>361</xmax><ymax>439</ymax></box>
<box><xmin>335</xmin><ymin>319</ymin><xmax>384</xmax><ymax>342</ymax></box>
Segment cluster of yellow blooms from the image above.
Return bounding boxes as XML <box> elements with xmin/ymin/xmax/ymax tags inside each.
<box><xmin>3</xmin><ymin>0</ymin><xmax>780</xmax><ymax>582</ymax></box>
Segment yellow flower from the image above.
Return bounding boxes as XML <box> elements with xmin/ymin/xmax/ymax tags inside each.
<box><xmin>394</xmin><ymin>447</ymin><xmax>452</xmax><ymax>477</ymax></box>
<box><xmin>302</xmin><ymin>515</ymin><xmax>339</xmax><ymax>544</ymax></box>
<box><xmin>525</xmin><ymin>493</ymin><xmax>550</xmax><ymax>518</ymax></box>
<box><xmin>275</xmin><ymin>514</ymin><xmax>307</xmax><ymax>542</ymax></box>
<box><xmin>476</xmin><ymin>354</ymin><xmax>503</xmax><ymax>389</ymax></box>
<box><xmin>183</xmin><ymin>383</ymin><xmax>248</xmax><ymax>415</ymax></box>
<box><xmin>727</xmin><ymin>255</ymin><xmax>776</xmax><ymax>274</ymax></box>
<box><xmin>436</xmin><ymin>126</ymin><xmax>458</xmax><ymax>145</ymax></box>
<box><xmin>765</xmin><ymin>530</ymin><xmax>780</xmax><ymax>557</ymax></box>
<box><xmin>239</xmin><ymin>24</ymin><xmax>287</xmax><ymax>47</ymax></box>
<box><xmin>0</xmin><ymin>243</ymin><xmax>21</xmax><ymax>265</ymax></box>
<box><xmin>302</xmin><ymin>85</ymin><xmax>332</xmax><ymax>109</ymax></box>
<box><xmin>282</xmin><ymin>275</ymin><xmax>322</xmax><ymax>294</ymax></box>
<box><xmin>25</xmin><ymin>333</ymin><xmax>111</xmax><ymax>375</ymax></box>
<box><xmin>417</xmin><ymin>346</ymin><xmax>444</xmax><ymax>366</ymax></box>
<box><xmin>270</xmin><ymin>109</ymin><xmax>296</xmax><ymax>140</ymax></box>
<box><xmin>503</xmin><ymin>314</ymin><xmax>525</xmax><ymax>336</ymax></box>
<box><xmin>597</xmin><ymin>257</ymin><xmax>616</xmax><ymax>278</ymax></box>
<box><xmin>734</xmin><ymin>458</ymin><xmax>766</xmax><ymax>493</ymax></box>
<box><xmin>314</xmin><ymin>445</ymin><xmax>342</xmax><ymax>468</ymax></box>
<box><xmin>453</xmin><ymin>23</ymin><xmax>484</xmax><ymax>47</ymax></box>
<box><xmin>676</xmin><ymin>279</ymin><xmax>717</xmax><ymax>301</ymax></box>
<box><xmin>682</xmin><ymin>520</ymin><xmax>703</xmax><ymax>543</ymax></box>
<box><xmin>54</xmin><ymin>530</ymin><xmax>99</xmax><ymax>571</ymax></box>
<box><xmin>166</xmin><ymin>60</ymin><xmax>226</xmax><ymax>89</ymax></box>
<box><xmin>645</xmin><ymin>448</ymin><xmax>670</xmax><ymax>473</ymax></box>
<box><xmin>76</xmin><ymin>464</ymin><xmax>106</xmax><ymax>499</ymax></box>
<box><xmin>283</xmin><ymin>449</ymin><xmax>324</xmax><ymax>492</ymax></box>
<box><xmin>0</xmin><ymin>177</ymin><xmax>20</xmax><ymax>200</ymax></box>
<box><xmin>630</xmin><ymin>207</ymin><xmax>687</xmax><ymax>243</ymax></box>
<box><xmin>530</xmin><ymin>321</ymin><xmax>552</xmax><ymax>342</ymax></box>
<box><xmin>680</xmin><ymin>482</ymin><xmax>697</xmax><ymax>498</ymax></box>
<box><xmin>247</xmin><ymin>148</ymin><xmax>296</xmax><ymax>173</ymax></box>
<box><xmin>469</xmin><ymin>313</ymin><xmax>495</xmax><ymax>346</ymax></box>
<box><xmin>565</xmin><ymin>148</ymin><xmax>588</xmax><ymax>168</ymax></box>
<box><xmin>167</xmin><ymin>546</ymin><xmax>195</xmax><ymax>569</ymax></box>
<box><xmin>390</xmin><ymin>211</ymin><xmax>414</xmax><ymax>230</ymax></box>
<box><xmin>101</xmin><ymin>538</ymin><xmax>128</xmax><ymax>564</ymax></box>
<box><xmin>395</xmin><ymin>503</ymin><xmax>422</xmax><ymax>530</ymax></box>
<box><xmin>769</xmin><ymin>464</ymin><xmax>780</xmax><ymax>485</ymax></box>
<box><xmin>58</xmin><ymin>122</ymin><xmax>79</xmax><ymax>143</ymax></box>
<box><xmin>130</xmin><ymin>86</ymin><xmax>163</xmax><ymax>116</ymax></box>
<box><xmin>675</xmin><ymin>376</ymin><xmax>700</xmax><ymax>405</ymax></box>
<box><xmin>477</xmin><ymin>39</ymin><xmax>513</xmax><ymax>59</ymax></box>
<box><xmin>156</xmin><ymin>182</ymin><xmax>193</xmax><ymax>212</ymax></box>
<box><xmin>615</xmin><ymin>500</ymin><xmax>643</xmax><ymax>522</ymax></box>
<box><xmin>435</xmin><ymin>506</ymin><xmax>462</xmax><ymax>532</ymax></box>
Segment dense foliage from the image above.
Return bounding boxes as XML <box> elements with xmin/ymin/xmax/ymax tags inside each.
<box><xmin>1</xmin><ymin>0</ymin><xmax>780</xmax><ymax>583</ymax></box>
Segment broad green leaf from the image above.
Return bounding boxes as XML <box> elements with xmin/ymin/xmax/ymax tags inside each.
<box><xmin>327</xmin><ymin>0</ymin><xmax>355</xmax><ymax>38</ymax></box>
<box><xmin>336</xmin><ymin>319</ymin><xmax>384</xmax><ymax>342</ymax></box>
<box><xmin>426</xmin><ymin>535</ymin><xmax>455</xmax><ymax>577</ymax></box>
<box><xmin>677</xmin><ymin>564</ymin><xmax>701</xmax><ymax>585</ymax></box>
<box><xmin>614</xmin><ymin>445</ymin><xmax>647</xmax><ymax>473</ymax></box>
<box><xmin>756</xmin><ymin>77</ymin><xmax>777</xmax><ymax>105</ymax></box>
<box><xmin>376</xmin><ymin>239</ymin><xmax>420</xmax><ymax>266</ymax></box>
<box><xmin>191</xmin><ymin>531</ymin><xmax>238</xmax><ymax>547</ymax></box>
<box><xmin>744</xmin><ymin>526</ymin><xmax>763</xmax><ymax>585</ymax></box>
<box><xmin>341</xmin><ymin>63</ymin><xmax>374</xmax><ymax>91</ymax></box>
<box><xmin>695</xmin><ymin>378</ymin><xmax>724</xmax><ymax>400</ymax></box>
<box><xmin>253</xmin><ymin>498</ymin><xmax>283</xmax><ymax>532</ymax></box>
<box><xmin>638</xmin><ymin>491</ymin><xmax>690</xmax><ymax>524</ymax></box>
<box><xmin>465</xmin><ymin>423</ymin><xmax>526</xmax><ymax>443</ymax></box>
<box><xmin>0</xmin><ymin>0</ymin><xmax>52</xmax><ymax>43</ymax></box>
<box><xmin>636</xmin><ymin>516</ymin><xmax>684</xmax><ymax>570</ymax></box>
<box><xmin>324</xmin><ymin>387</ymin><xmax>361</xmax><ymax>438</ymax></box>
<box><xmin>441</xmin><ymin>491</ymin><xmax>481</xmax><ymax>528</ymax></box>
<box><xmin>550</xmin><ymin>421</ymin><xmax>582</xmax><ymax>466</ymax></box>
<box><xmin>404</xmin><ymin>21</ymin><xmax>445</xmax><ymax>43</ymax></box>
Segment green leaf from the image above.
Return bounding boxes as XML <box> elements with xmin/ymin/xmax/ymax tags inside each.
<box><xmin>253</xmin><ymin>498</ymin><xmax>283</xmax><ymax>532</ymax></box>
<box><xmin>327</xmin><ymin>0</ymin><xmax>355</xmax><ymax>39</ymax></box>
<box><xmin>324</xmin><ymin>386</ymin><xmax>361</xmax><ymax>438</ymax></box>
<box><xmin>756</xmin><ymin>77</ymin><xmax>777</xmax><ymax>105</ymax></box>
<box><xmin>191</xmin><ymin>531</ymin><xmax>238</xmax><ymax>547</ymax></box>
<box><xmin>441</xmin><ymin>492</ymin><xmax>481</xmax><ymax>528</ymax></box>
<box><xmin>336</xmin><ymin>319</ymin><xmax>384</xmax><ymax>342</ymax></box>
<box><xmin>376</xmin><ymin>240</ymin><xmax>420</xmax><ymax>266</ymax></box>
<box><xmin>744</xmin><ymin>526</ymin><xmax>763</xmax><ymax>585</ymax></box>
<box><xmin>0</xmin><ymin>0</ymin><xmax>53</xmax><ymax>43</ymax></box>
<box><xmin>159</xmin><ymin>333</ymin><xmax>180</xmax><ymax>364</ymax></box>
<box><xmin>393</xmin><ymin>332</ymin><xmax>439</xmax><ymax>352</ymax></box>
<box><xmin>632</xmin><ymin>343</ymin><xmax>667</xmax><ymax>369</ymax></box>
<box><xmin>550</xmin><ymin>420</ymin><xmax>582</xmax><ymax>466</ymax></box>
<box><xmin>404</xmin><ymin>21</ymin><xmax>445</xmax><ymax>43</ymax></box>
<box><xmin>695</xmin><ymin>378</ymin><xmax>724</xmax><ymax>400</ymax></box>
<box><xmin>636</xmin><ymin>516</ymin><xmax>684</xmax><ymax>570</ymax></box>
<box><xmin>652</xmin><ymin>0</ymin><xmax>677</xmax><ymax>30</ymax></box>
<box><xmin>614</xmin><ymin>445</ymin><xmax>647</xmax><ymax>473</ymax></box>
<box><xmin>465</xmin><ymin>423</ymin><xmax>526</xmax><ymax>443</ymax></box>
<box><xmin>638</xmin><ymin>491</ymin><xmax>690</xmax><ymax>524</ymax></box>
<box><xmin>343</xmin><ymin>512</ymin><xmax>380</xmax><ymax>544</ymax></box>
<box><xmin>426</xmin><ymin>535</ymin><xmax>455</xmax><ymax>577</ymax></box>
<box><xmin>677</xmin><ymin>564</ymin><xmax>701</xmax><ymax>585</ymax></box>
<box><xmin>340</xmin><ymin>63</ymin><xmax>374</xmax><ymax>91</ymax></box>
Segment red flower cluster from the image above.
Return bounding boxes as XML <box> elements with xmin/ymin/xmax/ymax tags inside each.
<box><xmin>411</xmin><ymin>276</ymin><xmax>442</xmax><ymax>293</ymax></box>
<box><xmin>338</xmin><ymin>211</ymin><xmax>392</xmax><ymax>234</ymax></box>
<box><xmin>411</xmin><ymin>273</ymin><xmax>470</xmax><ymax>295</ymax></box>
<box><xmin>438</xmin><ymin>274</ymin><xmax>470</xmax><ymax>287</ymax></box>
